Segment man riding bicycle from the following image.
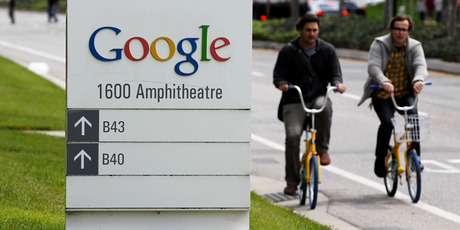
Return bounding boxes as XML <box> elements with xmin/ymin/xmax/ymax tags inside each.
<box><xmin>273</xmin><ymin>14</ymin><xmax>346</xmax><ymax>195</ymax></box>
<box><xmin>358</xmin><ymin>15</ymin><xmax>428</xmax><ymax>178</ymax></box>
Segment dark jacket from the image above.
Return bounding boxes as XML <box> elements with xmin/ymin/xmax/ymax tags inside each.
<box><xmin>273</xmin><ymin>37</ymin><xmax>343</xmax><ymax>121</ymax></box>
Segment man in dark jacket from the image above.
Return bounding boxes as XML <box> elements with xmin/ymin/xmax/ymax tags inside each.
<box><xmin>273</xmin><ymin>13</ymin><xmax>346</xmax><ymax>196</ymax></box>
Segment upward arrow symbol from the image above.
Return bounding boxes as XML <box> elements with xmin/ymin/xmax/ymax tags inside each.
<box><xmin>74</xmin><ymin>150</ymin><xmax>92</xmax><ymax>169</ymax></box>
<box><xmin>74</xmin><ymin>116</ymin><xmax>92</xmax><ymax>136</ymax></box>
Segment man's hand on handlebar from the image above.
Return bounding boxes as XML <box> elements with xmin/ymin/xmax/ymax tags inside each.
<box><xmin>335</xmin><ymin>83</ymin><xmax>346</xmax><ymax>94</ymax></box>
<box><xmin>382</xmin><ymin>81</ymin><xmax>394</xmax><ymax>95</ymax></box>
<box><xmin>413</xmin><ymin>80</ymin><xmax>424</xmax><ymax>96</ymax></box>
<box><xmin>278</xmin><ymin>83</ymin><xmax>290</xmax><ymax>92</ymax></box>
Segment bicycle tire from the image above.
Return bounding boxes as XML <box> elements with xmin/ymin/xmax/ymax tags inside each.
<box><xmin>299</xmin><ymin>166</ymin><xmax>307</xmax><ymax>205</ymax></box>
<box><xmin>308</xmin><ymin>155</ymin><xmax>319</xmax><ymax>209</ymax></box>
<box><xmin>406</xmin><ymin>150</ymin><xmax>422</xmax><ymax>203</ymax></box>
<box><xmin>384</xmin><ymin>155</ymin><xmax>398</xmax><ymax>197</ymax></box>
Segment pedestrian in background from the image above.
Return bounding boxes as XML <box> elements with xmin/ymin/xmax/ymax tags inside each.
<box><xmin>48</xmin><ymin>0</ymin><xmax>58</xmax><ymax>23</ymax></box>
<box><xmin>425</xmin><ymin>0</ymin><xmax>435</xmax><ymax>24</ymax></box>
<box><xmin>273</xmin><ymin>14</ymin><xmax>346</xmax><ymax>196</ymax></box>
<box><xmin>435</xmin><ymin>0</ymin><xmax>443</xmax><ymax>23</ymax></box>
<box><xmin>417</xmin><ymin>0</ymin><xmax>426</xmax><ymax>23</ymax></box>
<box><xmin>9</xmin><ymin>0</ymin><xmax>16</xmax><ymax>24</ymax></box>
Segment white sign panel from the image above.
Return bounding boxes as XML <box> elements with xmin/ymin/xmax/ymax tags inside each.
<box><xmin>67</xmin><ymin>109</ymin><xmax>251</xmax><ymax>142</ymax></box>
<box><xmin>67</xmin><ymin>0</ymin><xmax>252</xmax><ymax>109</ymax></box>
<box><xmin>66</xmin><ymin>176</ymin><xmax>249</xmax><ymax>209</ymax></box>
<box><xmin>66</xmin><ymin>211</ymin><xmax>249</xmax><ymax>230</ymax></box>
<box><xmin>67</xmin><ymin>142</ymin><xmax>250</xmax><ymax>176</ymax></box>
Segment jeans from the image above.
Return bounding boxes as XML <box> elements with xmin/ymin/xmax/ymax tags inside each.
<box><xmin>282</xmin><ymin>96</ymin><xmax>332</xmax><ymax>185</ymax></box>
<box><xmin>372</xmin><ymin>94</ymin><xmax>420</xmax><ymax>160</ymax></box>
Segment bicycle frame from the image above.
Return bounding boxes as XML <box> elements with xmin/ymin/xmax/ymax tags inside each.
<box><xmin>389</xmin><ymin>93</ymin><xmax>419</xmax><ymax>177</ymax></box>
<box><xmin>386</xmin><ymin>131</ymin><xmax>414</xmax><ymax>177</ymax></box>
<box><xmin>371</xmin><ymin>82</ymin><xmax>430</xmax><ymax>203</ymax></box>
<box><xmin>302</xmin><ymin>130</ymin><xmax>320</xmax><ymax>182</ymax></box>
<box><xmin>289</xmin><ymin>85</ymin><xmax>337</xmax><ymax>183</ymax></box>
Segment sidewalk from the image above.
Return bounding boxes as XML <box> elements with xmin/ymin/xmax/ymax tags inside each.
<box><xmin>253</xmin><ymin>40</ymin><xmax>460</xmax><ymax>76</ymax></box>
<box><xmin>251</xmin><ymin>175</ymin><xmax>360</xmax><ymax>230</ymax></box>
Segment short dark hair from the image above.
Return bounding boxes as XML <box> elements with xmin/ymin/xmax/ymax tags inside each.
<box><xmin>388</xmin><ymin>15</ymin><xmax>414</xmax><ymax>32</ymax></box>
<box><xmin>296</xmin><ymin>13</ymin><xmax>320</xmax><ymax>31</ymax></box>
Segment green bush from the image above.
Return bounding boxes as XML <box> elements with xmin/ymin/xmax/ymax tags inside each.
<box><xmin>253</xmin><ymin>18</ymin><xmax>298</xmax><ymax>43</ymax></box>
<box><xmin>254</xmin><ymin>14</ymin><xmax>460</xmax><ymax>63</ymax></box>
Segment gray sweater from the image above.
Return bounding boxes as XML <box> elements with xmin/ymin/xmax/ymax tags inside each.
<box><xmin>358</xmin><ymin>33</ymin><xmax>428</xmax><ymax>106</ymax></box>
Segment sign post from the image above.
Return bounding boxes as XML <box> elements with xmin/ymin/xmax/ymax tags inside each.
<box><xmin>66</xmin><ymin>0</ymin><xmax>252</xmax><ymax>229</ymax></box>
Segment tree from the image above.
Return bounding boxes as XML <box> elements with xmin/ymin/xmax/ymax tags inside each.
<box><xmin>338</xmin><ymin>0</ymin><xmax>345</xmax><ymax>27</ymax></box>
<box><xmin>265</xmin><ymin>0</ymin><xmax>271</xmax><ymax>19</ymax></box>
<box><xmin>383</xmin><ymin>0</ymin><xmax>394</xmax><ymax>29</ymax></box>
<box><xmin>291</xmin><ymin>0</ymin><xmax>299</xmax><ymax>22</ymax></box>
<box><xmin>446</xmin><ymin>0</ymin><xmax>457</xmax><ymax>36</ymax></box>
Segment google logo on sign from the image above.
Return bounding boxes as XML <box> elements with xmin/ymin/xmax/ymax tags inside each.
<box><xmin>89</xmin><ymin>25</ymin><xmax>231</xmax><ymax>76</ymax></box>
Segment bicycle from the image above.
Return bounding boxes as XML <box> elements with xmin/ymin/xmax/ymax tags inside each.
<box><xmin>289</xmin><ymin>85</ymin><xmax>337</xmax><ymax>209</ymax></box>
<box><xmin>371</xmin><ymin>81</ymin><xmax>431</xmax><ymax>203</ymax></box>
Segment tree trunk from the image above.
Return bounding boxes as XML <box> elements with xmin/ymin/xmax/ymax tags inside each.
<box><xmin>291</xmin><ymin>0</ymin><xmax>299</xmax><ymax>22</ymax></box>
<box><xmin>266</xmin><ymin>0</ymin><xmax>271</xmax><ymax>19</ymax></box>
<box><xmin>447</xmin><ymin>0</ymin><xmax>457</xmax><ymax>36</ymax></box>
<box><xmin>338</xmin><ymin>0</ymin><xmax>345</xmax><ymax>27</ymax></box>
<box><xmin>383</xmin><ymin>0</ymin><xmax>393</xmax><ymax>29</ymax></box>
<box><xmin>441</xmin><ymin>0</ymin><xmax>449</xmax><ymax>23</ymax></box>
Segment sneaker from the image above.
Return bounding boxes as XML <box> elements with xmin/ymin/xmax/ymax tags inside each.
<box><xmin>374</xmin><ymin>157</ymin><xmax>386</xmax><ymax>178</ymax></box>
<box><xmin>283</xmin><ymin>183</ymin><xmax>297</xmax><ymax>196</ymax></box>
<box><xmin>318</xmin><ymin>152</ymin><xmax>331</xmax><ymax>166</ymax></box>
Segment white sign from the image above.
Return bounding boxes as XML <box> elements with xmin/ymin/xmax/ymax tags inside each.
<box><xmin>67</xmin><ymin>142</ymin><xmax>250</xmax><ymax>175</ymax></box>
<box><xmin>67</xmin><ymin>0</ymin><xmax>252</xmax><ymax>109</ymax></box>
<box><xmin>66</xmin><ymin>176</ymin><xmax>249</xmax><ymax>209</ymax></box>
<box><xmin>66</xmin><ymin>0</ymin><xmax>251</xmax><ymax>228</ymax></box>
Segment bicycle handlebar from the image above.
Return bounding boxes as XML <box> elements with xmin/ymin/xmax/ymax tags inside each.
<box><xmin>288</xmin><ymin>85</ymin><xmax>338</xmax><ymax>114</ymax></box>
<box><xmin>370</xmin><ymin>81</ymin><xmax>432</xmax><ymax>111</ymax></box>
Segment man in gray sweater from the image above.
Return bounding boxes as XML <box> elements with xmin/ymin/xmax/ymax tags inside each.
<box><xmin>358</xmin><ymin>15</ymin><xmax>428</xmax><ymax>178</ymax></box>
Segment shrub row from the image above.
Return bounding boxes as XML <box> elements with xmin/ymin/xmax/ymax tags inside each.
<box><xmin>253</xmin><ymin>15</ymin><xmax>460</xmax><ymax>63</ymax></box>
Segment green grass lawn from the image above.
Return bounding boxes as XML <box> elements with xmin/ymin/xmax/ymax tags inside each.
<box><xmin>0</xmin><ymin>55</ymin><xmax>330</xmax><ymax>229</ymax></box>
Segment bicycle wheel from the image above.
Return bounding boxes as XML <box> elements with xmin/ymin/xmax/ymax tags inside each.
<box><xmin>299</xmin><ymin>166</ymin><xmax>307</xmax><ymax>205</ymax></box>
<box><xmin>406</xmin><ymin>150</ymin><xmax>422</xmax><ymax>203</ymax></box>
<box><xmin>384</xmin><ymin>154</ymin><xmax>398</xmax><ymax>197</ymax></box>
<box><xmin>308</xmin><ymin>155</ymin><xmax>319</xmax><ymax>209</ymax></box>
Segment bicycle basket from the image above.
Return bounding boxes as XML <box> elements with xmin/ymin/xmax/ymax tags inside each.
<box><xmin>391</xmin><ymin>114</ymin><xmax>431</xmax><ymax>143</ymax></box>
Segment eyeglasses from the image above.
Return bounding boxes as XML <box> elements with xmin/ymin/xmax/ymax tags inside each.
<box><xmin>393</xmin><ymin>27</ymin><xmax>409</xmax><ymax>33</ymax></box>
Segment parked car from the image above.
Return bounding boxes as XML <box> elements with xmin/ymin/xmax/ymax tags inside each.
<box><xmin>307</xmin><ymin>0</ymin><xmax>366</xmax><ymax>17</ymax></box>
<box><xmin>253</xmin><ymin>0</ymin><xmax>310</xmax><ymax>20</ymax></box>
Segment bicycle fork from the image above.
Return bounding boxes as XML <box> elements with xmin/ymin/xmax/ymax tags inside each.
<box><xmin>303</xmin><ymin>131</ymin><xmax>321</xmax><ymax>183</ymax></box>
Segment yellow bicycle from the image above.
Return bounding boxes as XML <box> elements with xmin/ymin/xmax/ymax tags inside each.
<box><xmin>371</xmin><ymin>81</ymin><xmax>431</xmax><ymax>203</ymax></box>
<box><xmin>289</xmin><ymin>85</ymin><xmax>337</xmax><ymax>209</ymax></box>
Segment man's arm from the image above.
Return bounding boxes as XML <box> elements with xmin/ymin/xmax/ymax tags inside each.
<box><xmin>368</xmin><ymin>40</ymin><xmax>391</xmax><ymax>85</ymax></box>
<box><xmin>273</xmin><ymin>49</ymin><xmax>290</xmax><ymax>91</ymax></box>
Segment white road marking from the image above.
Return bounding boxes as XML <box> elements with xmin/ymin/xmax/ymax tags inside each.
<box><xmin>341</xmin><ymin>93</ymin><xmax>361</xmax><ymax>101</ymax></box>
<box><xmin>422</xmin><ymin>160</ymin><xmax>460</xmax><ymax>174</ymax></box>
<box><xmin>252</xmin><ymin>71</ymin><xmax>265</xmax><ymax>78</ymax></box>
<box><xmin>0</xmin><ymin>40</ymin><xmax>66</xmax><ymax>63</ymax></box>
<box><xmin>251</xmin><ymin>134</ymin><xmax>460</xmax><ymax>225</ymax></box>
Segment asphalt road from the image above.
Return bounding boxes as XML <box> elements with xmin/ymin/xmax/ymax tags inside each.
<box><xmin>2</xmin><ymin>8</ymin><xmax>460</xmax><ymax>230</ymax></box>
<box><xmin>251</xmin><ymin>48</ymin><xmax>460</xmax><ymax>229</ymax></box>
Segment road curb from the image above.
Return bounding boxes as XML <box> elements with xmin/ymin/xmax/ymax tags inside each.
<box><xmin>253</xmin><ymin>40</ymin><xmax>460</xmax><ymax>76</ymax></box>
<box><xmin>251</xmin><ymin>175</ymin><xmax>360</xmax><ymax>230</ymax></box>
